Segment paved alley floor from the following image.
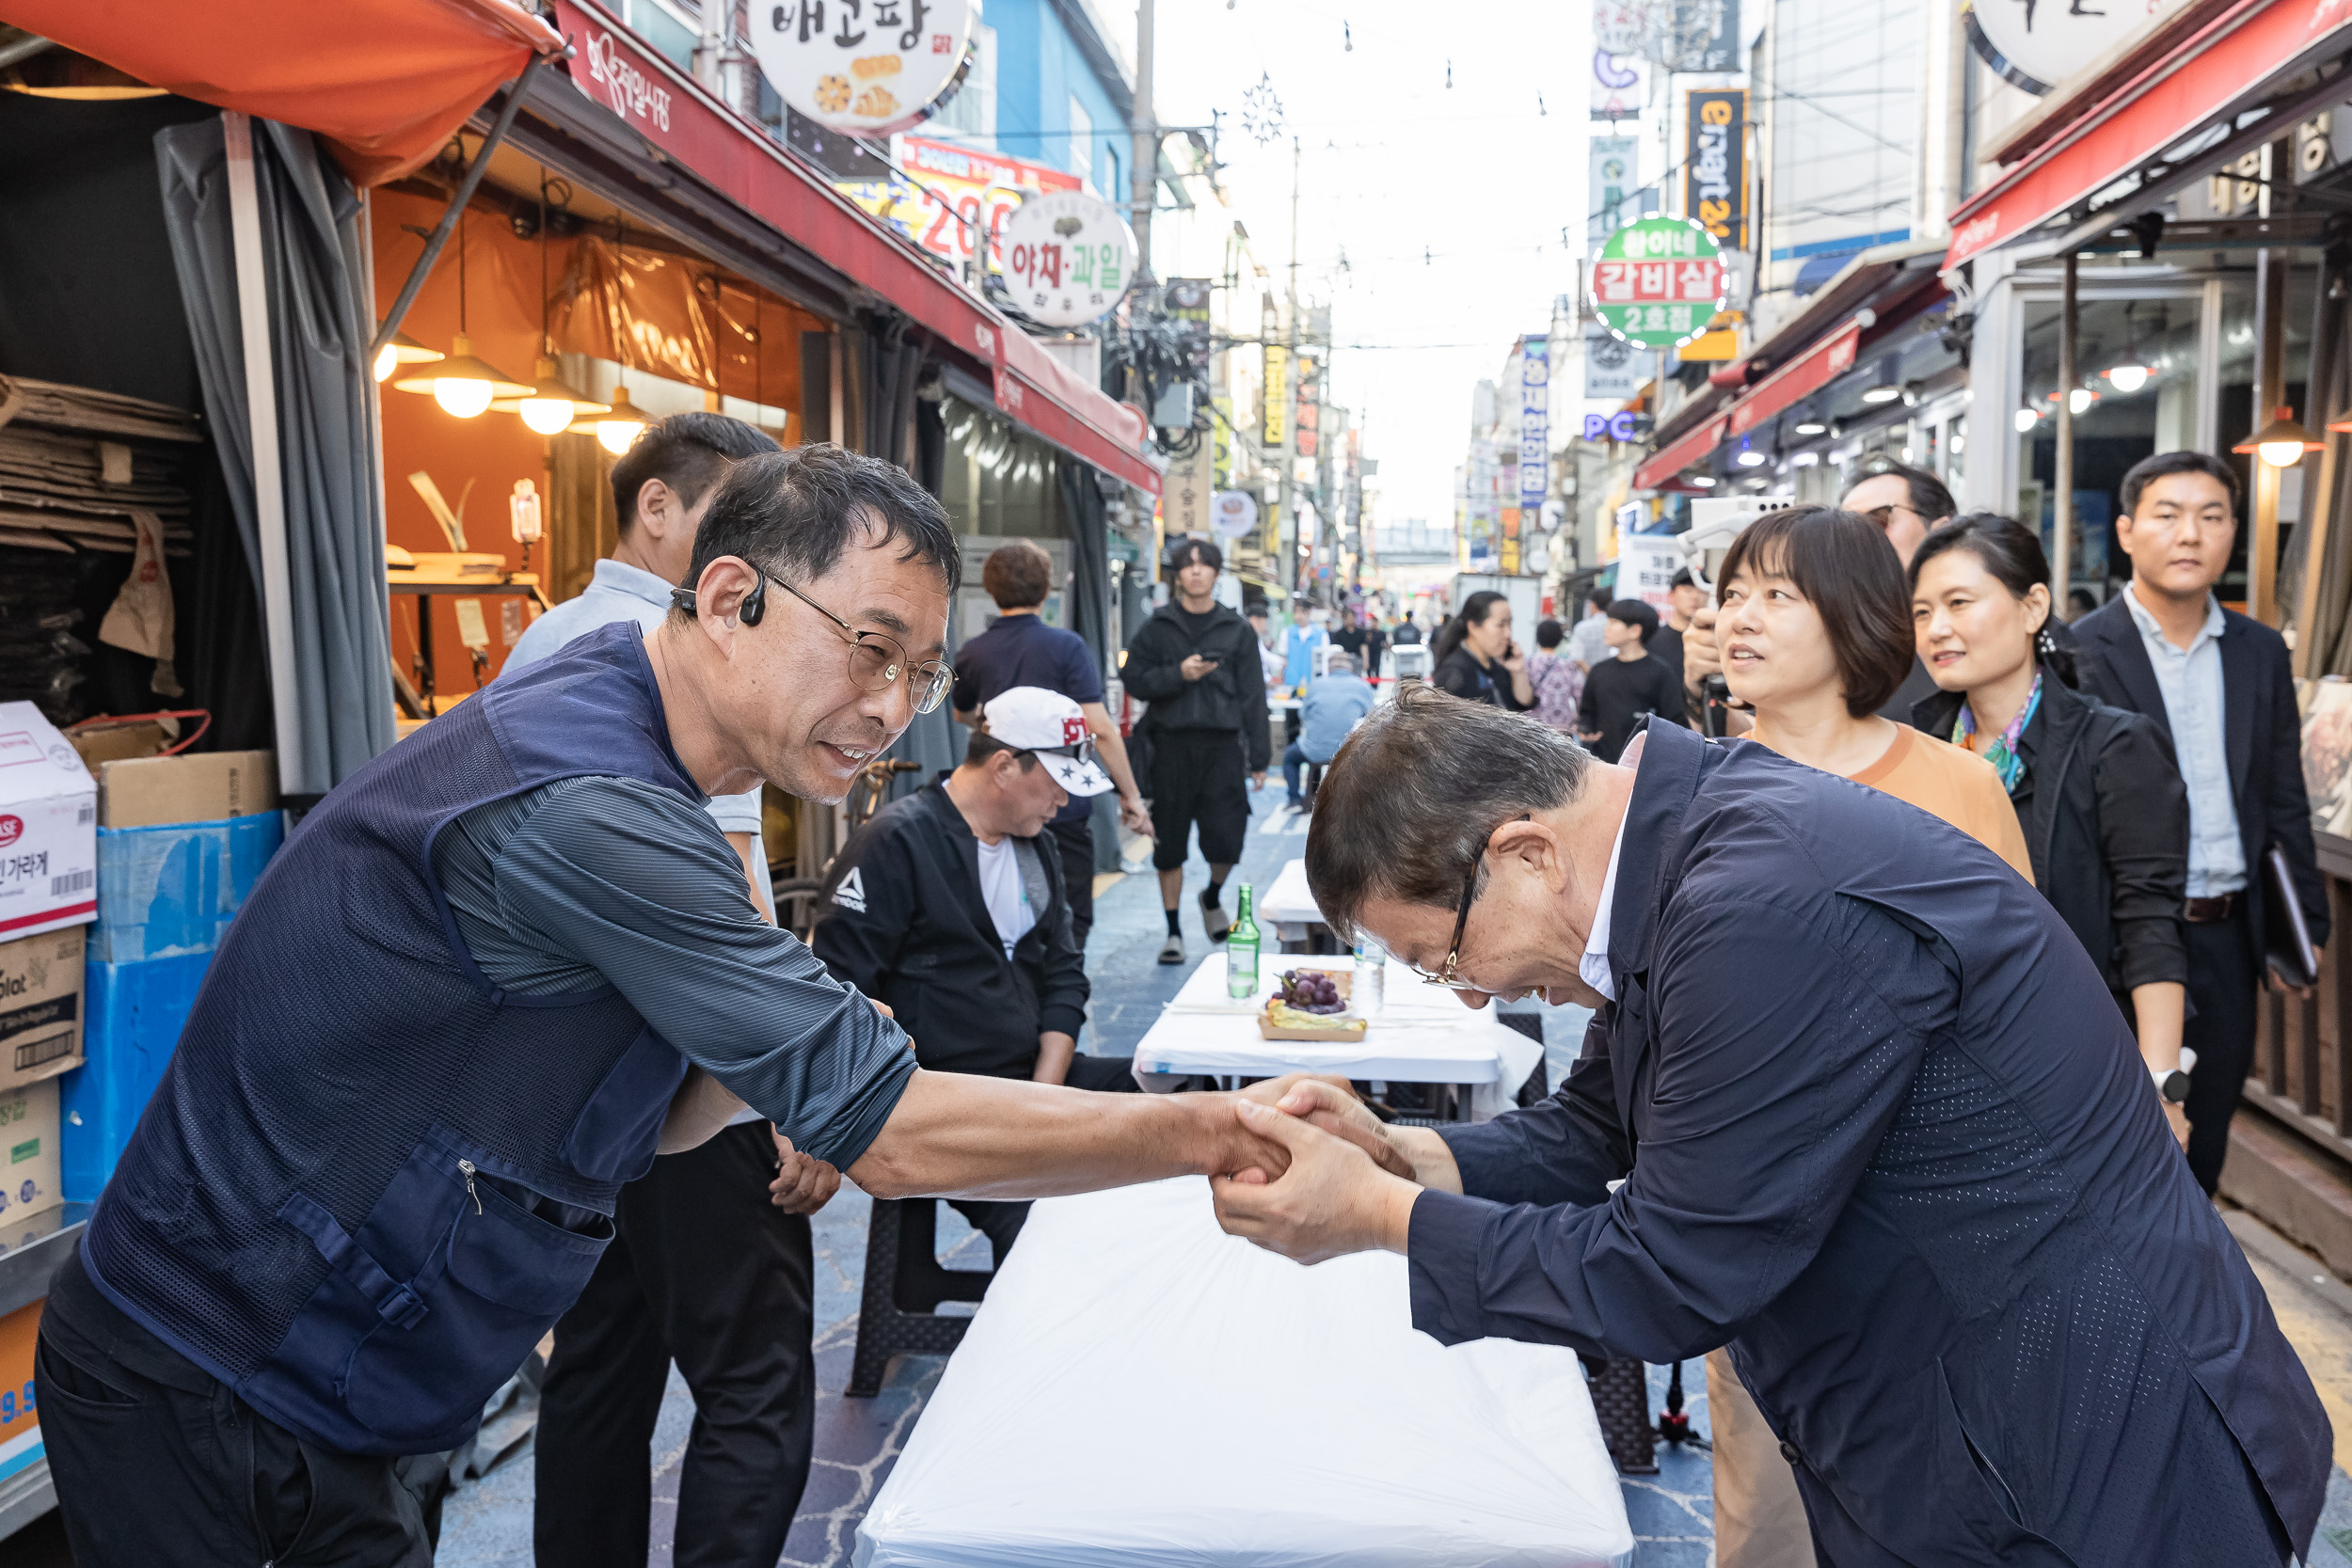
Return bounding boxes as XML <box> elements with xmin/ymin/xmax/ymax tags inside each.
<box><xmin>430</xmin><ymin>781</ymin><xmax>2352</xmax><ymax>1568</ymax></box>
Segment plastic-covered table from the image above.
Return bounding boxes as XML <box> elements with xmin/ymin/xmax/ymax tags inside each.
<box><xmin>852</xmin><ymin>1177</ymin><xmax>1634</xmax><ymax>1568</ymax></box>
<box><xmin>1259</xmin><ymin>857</ymin><xmax>1327</xmax><ymax>950</ymax></box>
<box><xmin>1131</xmin><ymin>955</ymin><xmax>1544</xmax><ymax>1120</ymax></box>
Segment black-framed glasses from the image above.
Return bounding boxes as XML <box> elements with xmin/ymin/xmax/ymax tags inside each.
<box><xmin>1408</xmin><ymin>814</ymin><xmax>1530</xmax><ymax>991</ymax></box>
<box><xmin>757</xmin><ymin>570</ymin><xmax>954</xmax><ymax>715</ymax></box>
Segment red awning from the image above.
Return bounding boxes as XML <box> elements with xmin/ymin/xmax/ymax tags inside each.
<box><xmin>1726</xmin><ymin>321</ymin><xmax>1861</xmax><ymax>439</ymax></box>
<box><xmin>546</xmin><ymin>0</ymin><xmax>1159</xmax><ymax>493</ymax></box>
<box><xmin>1944</xmin><ymin>0</ymin><xmax>2352</xmax><ymax>270</ymax></box>
<box><xmin>6</xmin><ymin>0</ymin><xmax>562</xmax><ymax>186</ymax></box>
<box><xmin>1633</xmin><ymin>413</ymin><xmax>1730</xmax><ymax>492</ymax></box>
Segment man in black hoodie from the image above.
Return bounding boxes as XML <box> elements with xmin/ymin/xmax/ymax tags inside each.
<box><xmin>1122</xmin><ymin>537</ymin><xmax>1273</xmax><ymax>964</ymax></box>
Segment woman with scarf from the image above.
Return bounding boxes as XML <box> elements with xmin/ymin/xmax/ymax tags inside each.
<box><xmin>1910</xmin><ymin>513</ymin><xmax>2190</xmax><ymax>1143</ymax></box>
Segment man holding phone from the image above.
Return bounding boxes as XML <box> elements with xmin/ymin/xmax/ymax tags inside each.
<box><xmin>1121</xmin><ymin>538</ymin><xmax>1271</xmax><ymax>964</ymax></box>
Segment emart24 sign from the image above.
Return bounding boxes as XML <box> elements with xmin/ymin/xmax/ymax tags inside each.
<box><xmin>1593</xmin><ymin>216</ymin><xmax>1726</xmax><ymax>351</ymax></box>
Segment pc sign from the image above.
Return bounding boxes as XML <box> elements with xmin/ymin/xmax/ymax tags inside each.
<box><xmin>1592</xmin><ymin>216</ymin><xmax>1726</xmax><ymax>351</ymax></box>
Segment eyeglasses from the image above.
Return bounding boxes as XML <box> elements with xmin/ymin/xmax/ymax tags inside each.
<box><xmin>758</xmin><ymin>571</ymin><xmax>954</xmax><ymax>715</ymax></box>
<box><xmin>1861</xmin><ymin>502</ymin><xmax>1920</xmax><ymax>533</ymax></box>
<box><xmin>1408</xmin><ymin>814</ymin><xmax>1530</xmax><ymax>990</ymax></box>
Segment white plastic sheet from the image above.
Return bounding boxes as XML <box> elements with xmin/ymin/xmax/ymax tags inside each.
<box><xmin>854</xmin><ymin>1178</ymin><xmax>1633</xmax><ymax>1568</ymax></box>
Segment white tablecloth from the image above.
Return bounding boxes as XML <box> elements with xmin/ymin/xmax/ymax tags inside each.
<box><xmin>1133</xmin><ymin>955</ymin><xmax>1545</xmax><ymax>1117</ymax></box>
<box><xmin>1259</xmin><ymin>856</ymin><xmax>1322</xmax><ymax>930</ymax></box>
<box><xmin>852</xmin><ymin>1178</ymin><xmax>1634</xmax><ymax>1568</ymax></box>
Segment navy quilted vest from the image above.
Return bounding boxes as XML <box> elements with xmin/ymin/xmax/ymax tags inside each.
<box><xmin>81</xmin><ymin>624</ymin><xmax>694</xmax><ymax>1454</ymax></box>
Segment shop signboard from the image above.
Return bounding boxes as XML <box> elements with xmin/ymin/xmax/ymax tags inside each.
<box><xmin>1165</xmin><ymin>278</ymin><xmax>1214</xmax><ymax>377</ymax></box>
<box><xmin>1212</xmin><ymin>490</ymin><xmax>1259</xmax><ymax>539</ymax></box>
<box><xmin>1615</xmin><ymin>527</ymin><xmax>1684</xmax><ymax>610</ymax></box>
<box><xmin>754</xmin><ymin>0</ymin><xmax>976</xmax><ymax>134</ymax></box>
<box><xmin>1587</xmin><ymin>136</ymin><xmax>1643</xmax><ymax>251</ymax></box>
<box><xmin>998</xmin><ymin>191</ymin><xmax>1136</xmax><ymax>327</ymax></box>
<box><xmin>1263</xmin><ymin>344</ymin><xmax>1289</xmax><ymax>446</ymax></box>
<box><xmin>836</xmin><ymin>135</ymin><xmax>1079</xmax><ymax>271</ymax></box>
<box><xmin>1592</xmin><ymin>216</ymin><xmax>1725</xmax><ymax>351</ymax></box>
<box><xmin>1295</xmin><ymin>352</ymin><xmax>1322</xmax><ymax>460</ymax></box>
<box><xmin>1518</xmin><ymin>339</ymin><xmax>1549</xmax><ymax>527</ymax></box>
<box><xmin>1211</xmin><ymin>395</ymin><xmax>1233</xmax><ymax>486</ymax></box>
<box><xmin>1684</xmin><ymin>88</ymin><xmax>1746</xmax><ymax>250</ymax></box>
<box><xmin>1583</xmin><ymin>323</ymin><xmax>1642</xmax><ymax>401</ymax></box>
<box><xmin>1164</xmin><ymin>441</ymin><xmax>1211</xmax><ymax>538</ymax></box>
<box><xmin>1590</xmin><ymin>46</ymin><xmax>1645</xmax><ymax>121</ymax></box>
<box><xmin>1966</xmin><ymin>0</ymin><xmax>2186</xmax><ymax>95</ymax></box>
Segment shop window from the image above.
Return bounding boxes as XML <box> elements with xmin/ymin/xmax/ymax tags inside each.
<box><xmin>940</xmin><ymin>397</ymin><xmax>1069</xmax><ymax>543</ymax></box>
<box><xmin>625</xmin><ymin>0</ymin><xmax>699</xmax><ymax>72</ymax></box>
<box><xmin>1069</xmin><ymin>96</ymin><xmax>1093</xmax><ymax>191</ymax></box>
<box><xmin>2019</xmin><ymin>293</ymin><xmax>2205</xmax><ymax>600</ymax></box>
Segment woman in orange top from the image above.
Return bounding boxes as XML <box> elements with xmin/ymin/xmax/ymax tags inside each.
<box><xmin>1697</xmin><ymin>501</ymin><xmax>2029</xmax><ymax>1568</ymax></box>
<box><xmin>1714</xmin><ymin>503</ymin><xmax>2032</xmax><ymax>879</ymax></box>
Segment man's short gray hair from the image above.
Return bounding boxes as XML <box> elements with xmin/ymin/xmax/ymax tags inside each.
<box><xmin>1305</xmin><ymin>684</ymin><xmax>1591</xmax><ymax>943</ymax></box>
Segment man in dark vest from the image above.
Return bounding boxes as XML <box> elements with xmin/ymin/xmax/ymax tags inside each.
<box><xmin>36</xmin><ymin>446</ymin><xmax>1326</xmax><ymax>1566</ymax></box>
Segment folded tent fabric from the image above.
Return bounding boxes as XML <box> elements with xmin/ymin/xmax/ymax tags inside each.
<box><xmin>2</xmin><ymin>0</ymin><xmax>561</xmax><ymax>186</ymax></box>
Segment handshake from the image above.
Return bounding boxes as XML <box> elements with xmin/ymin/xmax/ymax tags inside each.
<box><xmin>1207</xmin><ymin>1074</ymin><xmax>1463</xmax><ymax>1265</ymax></box>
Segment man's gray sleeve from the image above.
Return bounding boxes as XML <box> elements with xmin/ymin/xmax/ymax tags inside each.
<box><xmin>490</xmin><ymin>777</ymin><xmax>914</xmax><ymax>1167</ymax></box>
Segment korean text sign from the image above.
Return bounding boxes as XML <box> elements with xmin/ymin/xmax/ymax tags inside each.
<box><xmin>1518</xmin><ymin>340</ymin><xmax>1549</xmax><ymax>519</ymax></box>
<box><xmin>1592</xmin><ymin>217</ymin><xmax>1725</xmax><ymax>350</ymax></box>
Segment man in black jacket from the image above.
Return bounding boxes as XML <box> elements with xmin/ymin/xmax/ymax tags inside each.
<box><xmin>2074</xmin><ymin>450</ymin><xmax>2330</xmax><ymax>1194</ymax></box>
<box><xmin>812</xmin><ymin>687</ymin><xmax>1137</xmax><ymax>1261</ymax></box>
<box><xmin>1122</xmin><ymin>538</ymin><xmax>1272</xmax><ymax>964</ymax></box>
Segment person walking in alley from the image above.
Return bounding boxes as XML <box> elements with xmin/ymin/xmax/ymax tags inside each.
<box><xmin>1121</xmin><ymin>538</ymin><xmax>1271</xmax><ymax>964</ymax></box>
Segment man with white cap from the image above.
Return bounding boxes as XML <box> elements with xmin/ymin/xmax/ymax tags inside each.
<box><xmin>812</xmin><ymin>687</ymin><xmax>1136</xmax><ymax>1261</ymax></box>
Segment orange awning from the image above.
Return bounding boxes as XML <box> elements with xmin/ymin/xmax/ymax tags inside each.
<box><xmin>4</xmin><ymin>0</ymin><xmax>563</xmax><ymax>185</ymax></box>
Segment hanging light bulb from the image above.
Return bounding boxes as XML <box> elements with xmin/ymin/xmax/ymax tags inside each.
<box><xmin>2014</xmin><ymin>405</ymin><xmax>2040</xmax><ymax>433</ymax></box>
<box><xmin>596</xmin><ymin>386</ymin><xmax>649</xmax><ymax>454</ymax></box>
<box><xmin>1792</xmin><ymin>414</ymin><xmax>1828</xmax><ymax>436</ymax></box>
<box><xmin>1860</xmin><ymin>382</ymin><xmax>1903</xmax><ymax>404</ymax></box>
<box><xmin>392</xmin><ymin>333</ymin><xmax>532</xmax><ymax>419</ymax></box>
<box><xmin>496</xmin><ymin>356</ymin><xmax>610</xmax><ymax>435</ymax></box>
<box><xmin>2105</xmin><ymin>363</ymin><xmax>2153</xmax><ymax>393</ymax></box>
<box><xmin>373</xmin><ymin>332</ymin><xmax>442</xmax><ymax>384</ymax></box>
<box><xmin>1735</xmin><ymin>439</ymin><xmax>1767</xmax><ymax>467</ymax></box>
<box><xmin>2235</xmin><ymin>405</ymin><xmax>2324</xmax><ymax>467</ymax></box>
<box><xmin>389</xmin><ymin>211</ymin><xmax>529</xmax><ymax>418</ymax></box>
<box><xmin>2068</xmin><ymin>386</ymin><xmax>2096</xmax><ymax>415</ymax></box>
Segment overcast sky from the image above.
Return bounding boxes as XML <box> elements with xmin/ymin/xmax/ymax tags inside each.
<box><xmin>1138</xmin><ymin>0</ymin><xmax>1599</xmax><ymax>528</ymax></box>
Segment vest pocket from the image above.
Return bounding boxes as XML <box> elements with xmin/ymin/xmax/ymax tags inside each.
<box><xmin>272</xmin><ymin>1131</ymin><xmax>613</xmax><ymax>1451</ymax></box>
<box><xmin>558</xmin><ymin>1024</ymin><xmax>689</xmax><ymax>1186</ymax></box>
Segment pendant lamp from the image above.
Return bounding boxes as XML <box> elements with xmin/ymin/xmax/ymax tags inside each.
<box><xmin>578</xmin><ymin>222</ymin><xmax>647</xmax><ymax>454</ymax></box>
<box><xmin>490</xmin><ymin>179</ymin><xmax>608</xmax><ymax>435</ymax></box>
<box><xmin>2235</xmin><ymin>407</ymin><xmax>2324</xmax><ymax>467</ymax></box>
<box><xmin>373</xmin><ymin>332</ymin><xmax>443</xmax><ymax>384</ymax></box>
<box><xmin>390</xmin><ymin>211</ymin><xmax>530</xmax><ymax>418</ymax></box>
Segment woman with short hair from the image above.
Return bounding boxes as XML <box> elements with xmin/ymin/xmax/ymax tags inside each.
<box><xmin>1909</xmin><ymin>513</ymin><xmax>2188</xmax><ymax>1124</ymax></box>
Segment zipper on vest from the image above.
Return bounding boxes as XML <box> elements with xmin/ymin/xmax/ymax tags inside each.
<box><xmin>457</xmin><ymin>1158</ymin><xmax>482</xmax><ymax>1214</ymax></box>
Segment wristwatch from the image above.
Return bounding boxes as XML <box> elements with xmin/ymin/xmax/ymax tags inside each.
<box><xmin>2151</xmin><ymin>1063</ymin><xmax>2191</xmax><ymax>1104</ymax></box>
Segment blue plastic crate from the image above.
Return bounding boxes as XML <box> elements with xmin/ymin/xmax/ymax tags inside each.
<box><xmin>89</xmin><ymin>812</ymin><xmax>282</xmax><ymax>963</ymax></box>
<box><xmin>60</xmin><ymin>950</ymin><xmax>213</xmax><ymax>1202</ymax></box>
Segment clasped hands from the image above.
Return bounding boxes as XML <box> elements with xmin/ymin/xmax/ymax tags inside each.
<box><xmin>1209</xmin><ymin>1074</ymin><xmax>1459</xmax><ymax>1265</ymax></box>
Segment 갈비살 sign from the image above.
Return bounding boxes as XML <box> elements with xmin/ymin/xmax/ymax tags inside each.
<box><xmin>1592</xmin><ymin>216</ymin><xmax>1726</xmax><ymax>351</ymax></box>
<box><xmin>755</xmin><ymin>0</ymin><xmax>975</xmax><ymax>134</ymax></box>
<box><xmin>997</xmin><ymin>190</ymin><xmax>1137</xmax><ymax>328</ymax></box>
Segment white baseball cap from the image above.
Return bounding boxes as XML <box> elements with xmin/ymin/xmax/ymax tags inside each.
<box><xmin>978</xmin><ymin>686</ymin><xmax>1114</xmax><ymax>796</ymax></box>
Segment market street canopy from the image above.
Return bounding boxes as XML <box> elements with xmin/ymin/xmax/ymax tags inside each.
<box><xmin>3</xmin><ymin>0</ymin><xmax>563</xmax><ymax>185</ymax></box>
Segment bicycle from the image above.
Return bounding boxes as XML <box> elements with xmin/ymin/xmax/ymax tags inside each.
<box><xmin>843</xmin><ymin>756</ymin><xmax>924</xmax><ymax>832</ymax></box>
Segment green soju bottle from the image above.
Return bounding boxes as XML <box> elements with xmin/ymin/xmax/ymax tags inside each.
<box><xmin>1227</xmin><ymin>884</ymin><xmax>1261</xmax><ymax>999</ymax></box>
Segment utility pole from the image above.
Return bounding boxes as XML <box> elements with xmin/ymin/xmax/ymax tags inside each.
<box><xmin>1277</xmin><ymin>136</ymin><xmax>1302</xmax><ymax>601</ymax></box>
<box><xmin>1129</xmin><ymin>0</ymin><xmax>1155</xmax><ymax>278</ymax></box>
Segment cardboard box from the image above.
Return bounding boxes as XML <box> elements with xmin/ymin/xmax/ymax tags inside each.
<box><xmin>99</xmin><ymin>749</ymin><xmax>278</xmax><ymax>830</ymax></box>
<box><xmin>66</xmin><ymin>720</ymin><xmax>168</xmax><ymax>772</ymax></box>
<box><xmin>91</xmin><ymin>813</ymin><xmax>283</xmax><ymax>963</ymax></box>
<box><xmin>0</xmin><ymin>1296</ymin><xmax>41</xmax><ymax>1486</ymax></box>
<box><xmin>0</xmin><ymin>927</ymin><xmax>84</xmax><ymax>1091</ymax></box>
<box><xmin>0</xmin><ymin>1080</ymin><xmax>61</xmax><ymax>1227</ymax></box>
<box><xmin>0</xmin><ymin>703</ymin><xmax>97</xmax><ymax>942</ymax></box>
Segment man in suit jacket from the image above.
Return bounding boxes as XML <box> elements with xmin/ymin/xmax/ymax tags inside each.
<box><xmin>1213</xmin><ymin>689</ymin><xmax>2328</xmax><ymax>1566</ymax></box>
<box><xmin>2073</xmin><ymin>451</ymin><xmax>2329</xmax><ymax>1194</ymax></box>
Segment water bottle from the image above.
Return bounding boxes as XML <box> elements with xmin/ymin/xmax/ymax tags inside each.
<box><xmin>1352</xmin><ymin>938</ymin><xmax>1386</xmax><ymax>1019</ymax></box>
<box><xmin>1227</xmin><ymin>884</ymin><xmax>1261</xmax><ymax>999</ymax></box>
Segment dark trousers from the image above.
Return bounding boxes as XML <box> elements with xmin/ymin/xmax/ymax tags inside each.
<box><xmin>1049</xmin><ymin>816</ymin><xmax>1096</xmax><ymax>951</ymax></box>
<box><xmin>534</xmin><ymin>1120</ymin><xmax>816</xmax><ymax>1568</ymax></box>
<box><xmin>2183</xmin><ymin>911</ymin><xmax>2261</xmax><ymax>1195</ymax></box>
<box><xmin>947</xmin><ymin>1055</ymin><xmax>1138</xmax><ymax>1264</ymax></box>
<box><xmin>38</xmin><ymin>1249</ymin><xmax>446</xmax><ymax>1566</ymax></box>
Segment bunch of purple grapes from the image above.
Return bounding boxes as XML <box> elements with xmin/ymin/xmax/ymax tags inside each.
<box><xmin>1279</xmin><ymin>970</ymin><xmax>1348</xmax><ymax>1014</ymax></box>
